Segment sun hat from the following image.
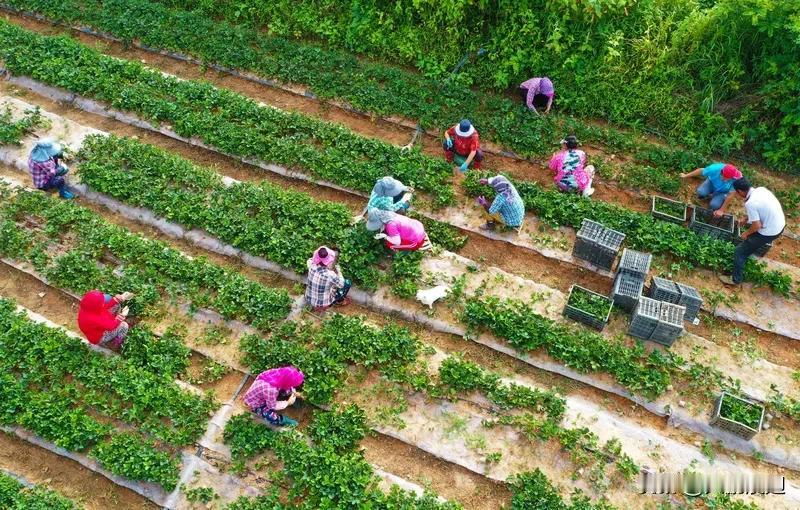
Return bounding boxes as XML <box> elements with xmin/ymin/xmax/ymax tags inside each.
<box><xmin>721</xmin><ymin>164</ymin><xmax>742</xmax><ymax>180</ymax></box>
<box><xmin>312</xmin><ymin>246</ymin><xmax>337</xmax><ymax>267</ymax></box>
<box><xmin>257</xmin><ymin>366</ymin><xmax>305</xmax><ymax>390</ymax></box>
<box><xmin>540</xmin><ymin>77</ymin><xmax>555</xmax><ymax>97</ymax></box>
<box><xmin>560</xmin><ymin>135</ymin><xmax>579</xmax><ymax>149</ymax></box>
<box><xmin>30</xmin><ymin>139</ymin><xmax>63</xmax><ymax>163</ymax></box>
<box><xmin>372</xmin><ymin>176</ymin><xmax>408</xmax><ymax>198</ymax></box>
<box><xmin>455</xmin><ymin>119</ymin><xmax>475</xmax><ymax>137</ymax></box>
<box><xmin>366</xmin><ymin>208</ymin><xmax>396</xmax><ymax>231</ymax></box>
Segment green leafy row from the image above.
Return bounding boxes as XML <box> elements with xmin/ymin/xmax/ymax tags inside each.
<box><xmin>462</xmin><ymin>297</ymin><xmax>680</xmax><ymax>400</ymax></box>
<box><xmin>463</xmin><ymin>174</ymin><xmax>794</xmax><ymax>295</ymax></box>
<box><xmin>0</xmin><ymin>471</ymin><xmax>82</xmax><ymax>510</ymax></box>
<box><xmin>0</xmin><ymin>19</ymin><xmax>454</xmax><ymax>206</ymax></box>
<box><xmin>1</xmin><ymin>0</ymin><xmax>786</xmax><ymax>191</ymax></box>
<box><xmin>0</xmin><ymin>102</ymin><xmax>46</xmax><ymax>145</ymax></box>
<box><xmin>223</xmin><ymin>410</ymin><xmax>460</xmax><ymax>510</ymax></box>
<box><xmin>0</xmin><ymin>298</ymin><xmax>192</xmax><ymax>489</ymax></box>
<box><xmin>0</xmin><ymin>182</ymin><xmax>293</xmax><ymax>343</ymax></box>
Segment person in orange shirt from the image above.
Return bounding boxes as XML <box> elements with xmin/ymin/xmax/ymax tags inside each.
<box><xmin>443</xmin><ymin>119</ymin><xmax>484</xmax><ymax>172</ymax></box>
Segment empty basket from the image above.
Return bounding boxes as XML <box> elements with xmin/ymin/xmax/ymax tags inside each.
<box><xmin>617</xmin><ymin>249</ymin><xmax>652</xmax><ymax>281</ymax></box>
<box><xmin>676</xmin><ymin>282</ymin><xmax>703</xmax><ymax>323</ymax></box>
<box><xmin>649</xmin><ymin>276</ymin><xmax>681</xmax><ymax>304</ymax></box>
<box><xmin>573</xmin><ymin>219</ymin><xmax>626</xmax><ymax>272</ymax></box>
<box><xmin>613</xmin><ymin>273</ymin><xmax>644</xmax><ymax>312</ymax></box>
<box><xmin>629</xmin><ymin>297</ymin><xmax>661</xmax><ymax>341</ymax></box>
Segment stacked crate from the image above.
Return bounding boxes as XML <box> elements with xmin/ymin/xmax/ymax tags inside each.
<box><xmin>573</xmin><ymin>219</ymin><xmax>626</xmax><ymax>272</ymax></box>
<box><xmin>611</xmin><ymin>249</ymin><xmax>651</xmax><ymax>311</ymax></box>
<box><xmin>629</xmin><ymin>297</ymin><xmax>686</xmax><ymax>346</ymax></box>
<box><xmin>648</xmin><ymin>276</ymin><xmax>703</xmax><ymax>323</ymax></box>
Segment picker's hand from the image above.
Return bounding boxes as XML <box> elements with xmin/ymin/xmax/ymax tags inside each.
<box><xmin>476</xmin><ymin>196</ymin><xmax>489</xmax><ymax>208</ymax></box>
<box><xmin>120</xmin><ymin>306</ymin><xmax>130</xmax><ymax>317</ymax></box>
<box><xmin>119</xmin><ymin>292</ymin><xmax>134</xmax><ymax>301</ymax></box>
<box><xmin>445</xmin><ymin>138</ymin><xmax>453</xmax><ymax>150</ymax></box>
<box><xmin>374</xmin><ymin>233</ymin><xmax>388</xmax><ymax>240</ymax></box>
<box><xmin>679</xmin><ymin>173</ymin><xmax>689</xmax><ymax>179</ymax></box>
<box><xmin>459</xmin><ymin>162</ymin><xmax>469</xmax><ymax>173</ymax></box>
<box><xmin>479</xmin><ymin>178</ymin><xmax>489</xmax><ymax>186</ymax></box>
<box><xmin>738</xmin><ymin>217</ymin><xmax>747</xmax><ymax>227</ymax></box>
<box><xmin>713</xmin><ymin>209</ymin><xmax>725</xmax><ymax>218</ymax></box>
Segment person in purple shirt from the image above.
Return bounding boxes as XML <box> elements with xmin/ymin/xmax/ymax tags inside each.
<box><xmin>519</xmin><ymin>77</ymin><xmax>554</xmax><ymax>115</ymax></box>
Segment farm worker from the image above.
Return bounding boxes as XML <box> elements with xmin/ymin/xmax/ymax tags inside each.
<box><xmin>243</xmin><ymin>366</ymin><xmax>304</xmax><ymax>427</ymax></box>
<box><xmin>305</xmin><ymin>246</ymin><xmax>352</xmax><ymax>311</ymax></box>
<box><xmin>679</xmin><ymin>163</ymin><xmax>742</xmax><ymax>211</ymax></box>
<box><xmin>443</xmin><ymin>119</ymin><xmax>484</xmax><ymax>172</ymax></box>
<box><xmin>475</xmin><ymin>175</ymin><xmax>525</xmax><ymax>232</ymax></box>
<box><xmin>77</xmin><ymin>290</ymin><xmax>134</xmax><ymax>349</ymax></box>
<box><xmin>366</xmin><ymin>209</ymin><xmax>432</xmax><ymax>251</ymax></box>
<box><xmin>369</xmin><ymin>176</ymin><xmax>412</xmax><ymax>212</ymax></box>
<box><xmin>549</xmin><ymin>135</ymin><xmax>595</xmax><ymax>197</ymax></box>
<box><xmin>28</xmin><ymin>139</ymin><xmax>74</xmax><ymax>199</ymax></box>
<box><xmin>519</xmin><ymin>76</ymin><xmax>554</xmax><ymax>115</ymax></box>
<box><xmin>718</xmin><ymin>178</ymin><xmax>785</xmax><ymax>286</ymax></box>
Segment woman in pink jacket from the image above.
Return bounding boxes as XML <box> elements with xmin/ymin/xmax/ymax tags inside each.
<box><xmin>366</xmin><ymin>209</ymin><xmax>432</xmax><ymax>251</ymax></box>
<box><xmin>548</xmin><ymin>135</ymin><xmax>595</xmax><ymax>197</ymax></box>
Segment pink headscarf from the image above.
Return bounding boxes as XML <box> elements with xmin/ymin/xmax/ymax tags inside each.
<box><xmin>311</xmin><ymin>246</ymin><xmax>336</xmax><ymax>267</ymax></box>
<box><xmin>256</xmin><ymin>366</ymin><xmax>305</xmax><ymax>390</ymax></box>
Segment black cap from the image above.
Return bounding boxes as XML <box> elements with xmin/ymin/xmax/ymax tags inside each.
<box><xmin>563</xmin><ymin>135</ymin><xmax>579</xmax><ymax>149</ymax></box>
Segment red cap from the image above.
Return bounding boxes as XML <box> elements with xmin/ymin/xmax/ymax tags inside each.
<box><xmin>721</xmin><ymin>164</ymin><xmax>742</xmax><ymax>180</ymax></box>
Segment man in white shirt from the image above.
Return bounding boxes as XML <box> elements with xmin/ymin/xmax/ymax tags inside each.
<box><xmin>718</xmin><ymin>178</ymin><xmax>785</xmax><ymax>285</ymax></box>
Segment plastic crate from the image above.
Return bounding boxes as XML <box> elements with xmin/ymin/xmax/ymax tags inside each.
<box><xmin>649</xmin><ymin>302</ymin><xmax>685</xmax><ymax>346</ymax></box>
<box><xmin>617</xmin><ymin>249</ymin><xmax>652</xmax><ymax>281</ymax></box>
<box><xmin>651</xmin><ymin>196</ymin><xmax>687</xmax><ymax>224</ymax></box>
<box><xmin>710</xmin><ymin>392</ymin><xmax>764</xmax><ymax>440</ymax></box>
<box><xmin>649</xmin><ymin>276</ymin><xmax>681</xmax><ymax>304</ymax></box>
<box><xmin>573</xmin><ymin>219</ymin><xmax>626</xmax><ymax>272</ymax></box>
<box><xmin>675</xmin><ymin>282</ymin><xmax>703</xmax><ymax>323</ymax></box>
<box><xmin>689</xmin><ymin>206</ymin><xmax>735</xmax><ymax>241</ymax></box>
<box><xmin>628</xmin><ymin>297</ymin><xmax>661</xmax><ymax>340</ymax></box>
<box><xmin>563</xmin><ymin>284</ymin><xmax>613</xmax><ymax>331</ymax></box>
<box><xmin>612</xmin><ymin>273</ymin><xmax>644</xmax><ymax>312</ymax></box>
<box><xmin>733</xmin><ymin>224</ymin><xmax>773</xmax><ymax>257</ymax></box>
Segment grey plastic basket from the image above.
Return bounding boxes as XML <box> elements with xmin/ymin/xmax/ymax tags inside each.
<box><xmin>563</xmin><ymin>284</ymin><xmax>613</xmax><ymax>331</ymax></box>
<box><xmin>689</xmin><ymin>206</ymin><xmax>735</xmax><ymax>241</ymax></box>
<box><xmin>649</xmin><ymin>302</ymin><xmax>685</xmax><ymax>346</ymax></box>
<box><xmin>734</xmin><ymin>223</ymin><xmax>773</xmax><ymax>257</ymax></box>
<box><xmin>710</xmin><ymin>392</ymin><xmax>764</xmax><ymax>440</ymax></box>
<box><xmin>629</xmin><ymin>297</ymin><xmax>661</xmax><ymax>340</ymax></box>
<box><xmin>617</xmin><ymin>249</ymin><xmax>652</xmax><ymax>281</ymax></box>
<box><xmin>612</xmin><ymin>273</ymin><xmax>644</xmax><ymax>312</ymax></box>
<box><xmin>573</xmin><ymin>219</ymin><xmax>626</xmax><ymax>272</ymax></box>
<box><xmin>675</xmin><ymin>282</ymin><xmax>703</xmax><ymax>323</ymax></box>
<box><xmin>651</xmin><ymin>196</ymin><xmax>687</xmax><ymax>224</ymax></box>
<box><xmin>649</xmin><ymin>276</ymin><xmax>681</xmax><ymax>304</ymax></box>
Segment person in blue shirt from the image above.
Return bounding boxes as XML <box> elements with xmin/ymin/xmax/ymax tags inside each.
<box><xmin>680</xmin><ymin>163</ymin><xmax>742</xmax><ymax>211</ymax></box>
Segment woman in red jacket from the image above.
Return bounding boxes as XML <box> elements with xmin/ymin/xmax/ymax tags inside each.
<box><xmin>77</xmin><ymin>290</ymin><xmax>134</xmax><ymax>349</ymax></box>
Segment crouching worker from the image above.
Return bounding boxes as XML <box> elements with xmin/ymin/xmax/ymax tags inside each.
<box><xmin>475</xmin><ymin>175</ymin><xmax>525</xmax><ymax>232</ymax></box>
<box><xmin>549</xmin><ymin>135</ymin><xmax>595</xmax><ymax>197</ymax></box>
<box><xmin>679</xmin><ymin>163</ymin><xmax>741</xmax><ymax>211</ymax></box>
<box><xmin>306</xmin><ymin>246</ymin><xmax>351</xmax><ymax>312</ymax></box>
<box><xmin>519</xmin><ymin>76</ymin><xmax>554</xmax><ymax>115</ymax></box>
<box><xmin>367</xmin><ymin>209</ymin><xmax>432</xmax><ymax>251</ymax></box>
<box><xmin>243</xmin><ymin>366</ymin><xmax>304</xmax><ymax>427</ymax></box>
<box><xmin>28</xmin><ymin>139</ymin><xmax>73</xmax><ymax>199</ymax></box>
<box><xmin>369</xmin><ymin>176</ymin><xmax>412</xmax><ymax>213</ymax></box>
<box><xmin>77</xmin><ymin>290</ymin><xmax>134</xmax><ymax>349</ymax></box>
<box><xmin>443</xmin><ymin>119</ymin><xmax>484</xmax><ymax>172</ymax></box>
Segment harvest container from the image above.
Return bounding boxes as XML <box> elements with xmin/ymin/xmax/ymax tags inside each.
<box><xmin>612</xmin><ymin>273</ymin><xmax>644</xmax><ymax>312</ymax></box>
<box><xmin>649</xmin><ymin>276</ymin><xmax>681</xmax><ymax>304</ymax></box>
<box><xmin>689</xmin><ymin>206</ymin><xmax>734</xmax><ymax>241</ymax></box>
<box><xmin>733</xmin><ymin>223</ymin><xmax>773</xmax><ymax>257</ymax></box>
<box><xmin>675</xmin><ymin>282</ymin><xmax>703</xmax><ymax>323</ymax></box>
<box><xmin>650</xmin><ymin>302</ymin><xmax>685</xmax><ymax>346</ymax></box>
<box><xmin>651</xmin><ymin>196</ymin><xmax>687</xmax><ymax>224</ymax></box>
<box><xmin>573</xmin><ymin>219</ymin><xmax>626</xmax><ymax>272</ymax></box>
<box><xmin>628</xmin><ymin>297</ymin><xmax>661</xmax><ymax>340</ymax></box>
<box><xmin>710</xmin><ymin>392</ymin><xmax>765</xmax><ymax>440</ymax></box>
<box><xmin>617</xmin><ymin>249</ymin><xmax>652</xmax><ymax>281</ymax></box>
<box><xmin>563</xmin><ymin>284</ymin><xmax>613</xmax><ymax>331</ymax></box>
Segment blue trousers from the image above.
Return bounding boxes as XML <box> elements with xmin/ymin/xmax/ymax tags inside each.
<box><xmin>696</xmin><ymin>179</ymin><xmax>728</xmax><ymax>211</ymax></box>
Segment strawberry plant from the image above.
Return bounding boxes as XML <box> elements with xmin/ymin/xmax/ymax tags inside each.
<box><xmin>0</xmin><ymin>102</ymin><xmax>46</xmax><ymax>145</ymax></box>
<box><xmin>307</xmin><ymin>404</ymin><xmax>368</xmax><ymax>453</ymax></box>
<box><xmin>0</xmin><ymin>471</ymin><xmax>82</xmax><ymax>510</ymax></box>
<box><xmin>90</xmin><ymin>433</ymin><xmax>180</xmax><ymax>491</ymax></box>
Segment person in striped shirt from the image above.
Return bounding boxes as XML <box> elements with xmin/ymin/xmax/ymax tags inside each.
<box><xmin>475</xmin><ymin>175</ymin><xmax>525</xmax><ymax>232</ymax></box>
<box><xmin>27</xmin><ymin>139</ymin><xmax>74</xmax><ymax>199</ymax></box>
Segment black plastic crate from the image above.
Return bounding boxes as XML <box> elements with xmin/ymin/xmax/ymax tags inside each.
<box><xmin>612</xmin><ymin>273</ymin><xmax>644</xmax><ymax>312</ymax></box>
<box><xmin>675</xmin><ymin>282</ymin><xmax>703</xmax><ymax>323</ymax></box>
<box><xmin>563</xmin><ymin>284</ymin><xmax>613</xmax><ymax>331</ymax></box>
<box><xmin>617</xmin><ymin>249</ymin><xmax>652</xmax><ymax>280</ymax></box>
<box><xmin>628</xmin><ymin>297</ymin><xmax>661</xmax><ymax>340</ymax></box>
<box><xmin>573</xmin><ymin>219</ymin><xmax>626</xmax><ymax>272</ymax></box>
<box><xmin>651</xmin><ymin>196</ymin><xmax>687</xmax><ymax>224</ymax></box>
<box><xmin>710</xmin><ymin>392</ymin><xmax>764</xmax><ymax>440</ymax></box>
<box><xmin>649</xmin><ymin>276</ymin><xmax>681</xmax><ymax>304</ymax></box>
<box><xmin>689</xmin><ymin>206</ymin><xmax>735</xmax><ymax>241</ymax></box>
<box><xmin>650</xmin><ymin>302</ymin><xmax>685</xmax><ymax>346</ymax></box>
<box><xmin>733</xmin><ymin>223</ymin><xmax>773</xmax><ymax>257</ymax></box>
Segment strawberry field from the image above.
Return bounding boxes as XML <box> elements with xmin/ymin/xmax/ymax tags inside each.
<box><xmin>0</xmin><ymin>4</ymin><xmax>798</xmax><ymax>509</ymax></box>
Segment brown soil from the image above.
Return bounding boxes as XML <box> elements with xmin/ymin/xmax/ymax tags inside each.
<box><xmin>0</xmin><ymin>431</ymin><xmax>158</xmax><ymax>510</ymax></box>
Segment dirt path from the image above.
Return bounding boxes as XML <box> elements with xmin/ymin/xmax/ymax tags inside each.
<box><xmin>6</xmin><ymin>10</ymin><xmax>799</xmax><ymax>251</ymax></box>
<box><xmin>0</xmin><ymin>431</ymin><xmax>158</xmax><ymax>510</ymax></box>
